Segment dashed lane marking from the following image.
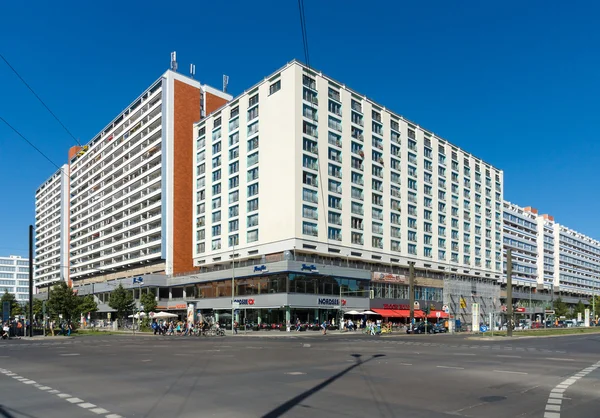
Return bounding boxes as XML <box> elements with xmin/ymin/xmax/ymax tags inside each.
<box><xmin>493</xmin><ymin>370</ymin><xmax>528</xmax><ymax>375</ymax></box>
<box><xmin>543</xmin><ymin>359</ymin><xmax>600</xmax><ymax>418</ymax></box>
<box><xmin>436</xmin><ymin>366</ymin><xmax>464</xmax><ymax>370</ymax></box>
<box><xmin>0</xmin><ymin>367</ymin><xmax>123</xmax><ymax>417</ymax></box>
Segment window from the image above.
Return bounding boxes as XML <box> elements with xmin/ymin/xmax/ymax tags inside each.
<box><xmin>248</xmin><ymin>136</ymin><xmax>259</xmax><ymax>152</ymax></box>
<box><xmin>229</xmin><ymin>132</ymin><xmax>239</xmax><ymax>147</ymax></box>
<box><xmin>212</xmin><ymin>183</ymin><xmax>221</xmax><ymax>195</ymax></box>
<box><xmin>249</xmin><ymin>93</ymin><xmax>259</xmax><ymax>107</ymax></box>
<box><xmin>229</xmin><ymin>205</ymin><xmax>239</xmax><ymax>218</ymax></box>
<box><xmin>212</xmin><ymin>169</ymin><xmax>221</xmax><ymax>182</ymax></box>
<box><xmin>248</xmin><ymin>151</ymin><xmax>259</xmax><ymax>167</ymax></box>
<box><xmin>212</xmin><ymin>197</ymin><xmax>221</xmax><ymax>210</ymax></box>
<box><xmin>303</xmin><ymin>205</ymin><xmax>318</xmax><ymax>220</ymax></box>
<box><xmin>328</xmin><ymin>227</ymin><xmax>342</xmax><ymax>241</ymax></box>
<box><xmin>408</xmin><ymin>244</ymin><xmax>417</xmax><ymax>255</ymax></box>
<box><xmin>408</xmin><ymin>231</ymin><xmax>417</xmax><ymax>242</ymax></box>
<box><xmin>229</xmin><ymin>147</ymin><xmax>239</xmax><ymax>160</ymax></box>
<box><xmin>212</xmin><ymin>224</ymin><xmax>221</xmax><ymax>236</ymax></box>
<box><xmin>229</xmin><ymin>190</ymin><xmax>239</xmax><ymax>204</ymax></box>
<box><xmin>247</xmin><ymin>198</ymin><xmax>259</xmax><ymax>212</ymax></box>
<box><xmin>248</xmin><ymin>106</ymin><xmax>259</xmax><ymax>121</ymax></box>
<box><xmin>212</xmin><ymin>142</ymin><xmax>221</xmax><ymax>155</ymax></box>
<box><xmin>269</xmin><ymin>80</ymin><xmax>281</xmax><ymax>95</ymax></box>
<box><xmin>247</xmin><ymin>167</ymin><xmax>259</xmax><ymax>182</ymax></box>
<box><xmin>247</xmin><ymin>183</ymin><xmax>259</xmax><ymax>197</ymax></box>
<box><xmin>212</xmin><ymin>211</ymin><xmax>221</xmax><ymax>223</ymax></box>
<box><xmin>247</xmin><ymin>214</ymin><xmax>259</xmax><ymax>227</ymax></box>
<box><xmin>229</xmin><ymin>219</ymin><xmax>239</xmax><ymax>232</ymax></box>
<box><xmin>229</xmin><ymin>234</ymin><xmax>239</xmax><ymax>247</ymax></box>
<box><xmin>212</xmin><ymin>155</ymin><xmax>221</xmax><ymax>169</ymax></box>
<box><xmin>303</xmin><ymin>221</ymin><xmax>318</xmax><ymax>237</ymax></box>
<box><xmin>247</xmin><ymin>230</ymin><xmax>259</xmax><ymax>242</ymax></box>
<box><xmin>229</xmin><ymin>176</ymin><xmax>239</xmax><ymax>189</ymax></box>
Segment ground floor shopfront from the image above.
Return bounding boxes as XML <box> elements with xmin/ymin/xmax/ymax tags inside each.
<box><xmin>190</xmin><ymin>293</ymin><xmax>370</xmax><ymax>329</ymax></box>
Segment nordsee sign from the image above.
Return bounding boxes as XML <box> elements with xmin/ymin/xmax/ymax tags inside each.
<box><xmin>253</xmin><ymin>265</ymin><xmax>268</xmax><ymax>273</ymax></box>
<box><xmin>234</xmin><ymin>299</ymin><xmax>255</xmax><ymax>306</ymax></box>
<box><xmin>318</xmin><ymin>298</ymin><xmax>339</xmax><ymax>306</ymax></box>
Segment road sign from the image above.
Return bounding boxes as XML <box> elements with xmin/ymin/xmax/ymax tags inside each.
<box><xmin>107</xmin><ymin>312</ymin><xmax>111</xmax><ymax>319</ymax></box>
<box><xmin>480</xmin><ymin>325</ymin><xmax>488</xmax><ymax>332</ymax></box>
<box><xmin>442</xmin><ymin>304</ymin><xmax>449</xmax><ymax>313</ymax></box>
<box><xmin>460</xmin><ymin>298</ymin><xmax>467</xmax><ymax>309</ymax></box>
<box><xmin>436</xmin><ymin>311</ymin><xmax>441</xmax><ymax>318</ymax></box>
<box><xmin>515</xmin><ymin>307</ymin><xmax>526</xmax><ymax>313</ymax></box>
<box><xmin>544</xmin><ymin>310</ymin><xmax>555</xmax><ymax>315</ymax></box>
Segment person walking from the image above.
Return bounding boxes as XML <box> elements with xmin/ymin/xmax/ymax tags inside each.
<box><xmin>321</xmin><ymin>320</ymin><xmax>327</xmax><ymax>335</ymax></box>
<box><xmin>233</xmin><ymin>320</ymin><xmax>239</xmax><ymax>335</ymax></box>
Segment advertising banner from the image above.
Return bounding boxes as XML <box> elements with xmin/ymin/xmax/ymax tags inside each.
<box><xmin>371</xmin><ymin>272</ymin><xmax>406</xmax><ymax>283</ymax></box>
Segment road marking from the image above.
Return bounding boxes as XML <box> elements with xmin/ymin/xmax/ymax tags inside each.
<box><xmin>436</xmin><ymin>366</ymin><xmax>464</xmax><ymax>370</ymax></box>
<box><xmin>400</xmin><ymin>363</ymin><xmax>412</xmax><ymax>366</ymax></box>
<box><xmin>452</xmin><ymin>353</ymin><xmax>476</xmax><ymax>356</ymax></box>
<box><xmin>545</xmin><ymin>358</ymin><xmax>574</xmax><ymax>362</ymax></box>
<box><xmin>60</xmin><ymin>353</ymin><xmax>80</xmax><ymax>356</ymax></box>
<box><xmin>543</xmin><ymin>359</ymin><xmax>600</xmax><ymax>418</ymax></box>
<box><xmin>497</xmin><ymin>355</ymin><xmax>522</xmax><ymax>358</ymax></box>
<box><xmin>303</xmin><ymin>344</ymin><xmax>311</xmax><ymax>348</ymax></box>
<box><xmin>285</xmin><ymin>372</ymin><xmax>306</xmax><ymax>375</ymax></box>
<box><xmin>141</xmin><ymin>359</ymin><xmax>151</xmax><ymax>362</ymax></box>
<box><xmin>0</xmin><ymin>367</ymin><xmax>122</xmax><ymax>417</ymax></box>
<box><xmin>493</xmin><ymin>370</ymin><xmax>528</xmax><ymax>375</ymax></box>
<box><xmin>66</xmin><ymin>398</ymin><xmax>84</xmax><ymax>403</ymax></box>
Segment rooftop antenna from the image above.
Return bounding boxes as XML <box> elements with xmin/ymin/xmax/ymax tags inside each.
<box><xmin>190</xmin><ymin>64</ymin><xmax>196</xmax><ymax>79</ymax></box>
<box><xmin>223</xmin><ymin>75</ymin><xmax>229</xmax><ymax>93</ymax></box>
<box><xmin>170</xmin><ymin>51</ymin><xmax>178</xmax><ymax>72</ymax></box>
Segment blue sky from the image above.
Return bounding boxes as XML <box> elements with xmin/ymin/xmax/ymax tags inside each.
<box><xmin>1</xmin><ymin>1</ymin><xmax>599</xmax><ymax>257</ymax></box>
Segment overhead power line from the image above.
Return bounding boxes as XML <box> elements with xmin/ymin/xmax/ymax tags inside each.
<box><xmin>0</xmin><ymin>53</ymin><xmax>81</xmax><ymax>146</ymax></box>
<box><xmin>297</xmin><ymin>0</ymin><xmax>310</xmax><ymax>68</ymax></box>
<box><xmin>0</xmin><ymin>116</ymin><xmax>61</xmax><ymax>170</ymax></box>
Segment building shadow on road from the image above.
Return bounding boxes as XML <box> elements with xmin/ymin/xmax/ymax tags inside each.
<box><xmin>261</xmin><ymin>353</ymin><xmax>386</xmax><ymax>418</ymax></box>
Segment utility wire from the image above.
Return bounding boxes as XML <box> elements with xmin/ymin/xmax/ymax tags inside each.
<box><xmin>0</xmin><ymin>53</ymin><xmax>81</xmax><ymax>146</ymax></box>
<box><xmin>297</xmin><ymin>0</ymin><xmax>310</xmax><ymax>68</ymax></box>
<box><xmin>0</xmin><ymin>116</ymin><xmax>61</xmax><ymax>170</ymax></box>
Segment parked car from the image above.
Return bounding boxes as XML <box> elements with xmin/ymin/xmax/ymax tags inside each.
<box><xmin>406</xmin><ymin>322</ymin><xmax>434</xmax><ymax>334</ymax></box>
<box><xmin>432</xmin><ymin>323</ymin><xmax>448</xmax><ymax>333</ymax></box>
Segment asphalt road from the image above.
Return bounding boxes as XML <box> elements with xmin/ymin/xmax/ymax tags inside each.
<box><xmin>1</xmin><ymin>331</ymin><xmax>599</xmax><ymax>418</ymax></box>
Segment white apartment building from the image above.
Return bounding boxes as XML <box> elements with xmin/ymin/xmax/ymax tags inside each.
<box><xmin>34</xmin><ymin>165</ymin><xmax>69</xmax><ymax>287</ymax></box>
<box><xmin>36</xmin><ymin>68</ymin><xmax>231</xmax><ymax>288</ymax></box>
<box><xmin>0</xmin><ymin>255</ymin><xmax>30</xmax><ymax>301</ymax></box>
<box><xmin>502</xmin><ymin>201</ymin><xmax>538</xmax><ymax>287</ymax></box>
<box><xmin>193</xmin><ymin>60</ymin><xmax>504</xmax><ymax>279</ymax></box>
<box><xmin>503</xmin><ymin>202</ymin><xmax>600</xmax><ymax>298</ymax></box>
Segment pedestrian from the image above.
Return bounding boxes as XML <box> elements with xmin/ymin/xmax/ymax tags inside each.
<box><xmin>67</xmin><ymin>321</ymin><xmax>72</xmax><ymax>336</ymax></box>
<box><xmin>152</xmin><ymin>320</ymin><xmax>158</xmax><ymax>335</ymax></box>
<box><xmin>321</xmin><ymin>320</ymin><xmax>327</xmax><ymax>335</ymax></box>
<box><xmin>234</xmin><ymin>320</ymin><xmax>238</xmax><ymax>335</ymax></box>
<box><xmin>296</xmin><ymin>318</ymin><xmax>301</xmax><ymax>332</ymax></box>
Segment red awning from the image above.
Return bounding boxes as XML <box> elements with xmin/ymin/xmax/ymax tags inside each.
<box><xmin>372</xmin><ymin>308</ymin><xmax>403</xmax><ymax>318</ymax></box>
<box><xmin>392</xmin><ymin>310</ymin><xmax>425</xmax><ymax>318</ymax></box>
<box><xmin>428</xmin><ymin>311</ymin><xmax>449</xmax><ymax>319</ymax></box>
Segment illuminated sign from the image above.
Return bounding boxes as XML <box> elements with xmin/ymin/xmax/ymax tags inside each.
<box><xmin>253</xmin><ymin>265</ymin><xmax>268</xmax><ymax>273</ymax></box>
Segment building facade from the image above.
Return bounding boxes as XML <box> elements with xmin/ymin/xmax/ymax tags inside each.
<box><xmin>0</xmin><ymin>255</ymin><xmax>30</xmax><ymax>301</ymax></box>
<box><xmin>34</xmin><ymin>165</ymin><xmax>69</xmax><ymax>287</ymax></box>
<box><xmin>34</xmin><ymin>68</ymin><xmax>231</xmax><ymax>289</ymax></box>
<box><xmin>502</xmin><ymin>202</ymin><xmax>600</xmax><ymax>316</ymax></box>
<box><xmin>186</xmin><ymin>60</ymin><xmax>504</xmax><ymax>327</ymax></box>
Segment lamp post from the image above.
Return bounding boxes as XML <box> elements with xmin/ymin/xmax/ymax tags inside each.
<box><xmin>132</xmin><ymin>277</ymin><xmax>144</xmax><ymax>335</ymax></box>
<box><xmin>231</xmin><ymin>244</ymin><xmax>235</xmax><ymax>336</ymax></box>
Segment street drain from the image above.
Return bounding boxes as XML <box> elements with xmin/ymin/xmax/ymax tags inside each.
<box><xmin>480</xmin><ymin>396</ymin><xmax>507</xmax><ymax>403</ymax></box>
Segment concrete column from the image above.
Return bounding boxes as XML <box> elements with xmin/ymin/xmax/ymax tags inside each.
<box><xmin>285</xmin><ymin>306</ymin><xmax>291</xmax><ymax>323</ymax></box>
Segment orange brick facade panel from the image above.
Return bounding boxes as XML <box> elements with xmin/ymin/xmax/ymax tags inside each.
<box><xmin>172</xmin><ymin>80</ymin><xmax>201</xmax><ymax>274</ymax></box>
<box><xmin>205</xmin><ymin>92</ymin><xmax>229</xmax><ymax>115</ymax></box>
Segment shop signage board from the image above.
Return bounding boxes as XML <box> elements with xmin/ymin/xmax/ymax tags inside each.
<box><xmin>371</xmin><ymin>272</ymin><xmax>406</xmax><ymax>283</ymax></box>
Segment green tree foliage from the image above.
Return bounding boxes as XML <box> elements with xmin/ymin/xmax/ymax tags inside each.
<box><xmin>553</xmin><ymin>297</ymin><xmax>568</xmax><ymax>318</ymax></box>
<box><xmin>46</xmin><ymin>282</ymin><xmax>80</xmax><ymax>321</ymax></box>
<box><xmin>108</xmin><ymin>284</ymin><xmax>135</xmax><ymax>323</ymax></box>
<box><xmin>32</xmin><ymin>299</ymin><xmax>44</xmax><ymax>318</ymax></box>
<box><xmin>572</xmin><ymin>300</ymin><xmax>586</xmax><ymax>319</ymax></box>
<box><xmin>77</xmin><ymin>295</ymin><xmax>98</xmax><ymax>317</ymax></box>
<box><xmin>140</xmin><ymin>290</ymin><xmax>157</xmax><ymax>314</ymax></box>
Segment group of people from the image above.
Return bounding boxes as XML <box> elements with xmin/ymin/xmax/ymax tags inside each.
<box><xmin>151</xmin><ymin>319</ymin><xmax>219</xmax><ymax>336</ymax></box>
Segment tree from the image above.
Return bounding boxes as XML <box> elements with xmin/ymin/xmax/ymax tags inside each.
<box><xmin>572</xmin><ymin>300</ymin><xmax>586</xmax><ymax>319</ymax></box>
<box><xmin>553</xmin><ymin>297</ymin><xmax>568</xmax><ymax>318</ymax></box>
<box><xmin>108</xmin><ymin>284</ymin><xmax>135</xmax><ymax>325</ymax></box>
<box><xmin>32</xmin><ymin>299</ymin><xmax>44</xmax><ymax>318</ymax></box>
<box><xmin>77</xmin><ymin>295</ymin><xmax>98</xmax><ymax>317</ymax></box>
<box><xmin>140</xmin><ymin>290</ymin><xmax>157</xmax><ymax>315</ymax></box>
<box><xmin>46</xmin><ymin>282</ymin><xmax>80</xmax><ymax>321</ymax></box>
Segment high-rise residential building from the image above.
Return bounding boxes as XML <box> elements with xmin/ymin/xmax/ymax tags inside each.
<box><xmin>0</xmin><ymin>255</ymin><xmax>30</xmax><ymax>301</ymax></box>
<box><xmin>34</xmin><ymin>165</ymin><xmax>69</xmax><ymax>288</ymax></box>
<box><xmin>503</xmin><ymin>201</ymin><xmax>600</xmax><ymax>302</ymax></box>
<box><xmin>193</xmin><ymin>60</ymin><xmax>504</xmax><ymax>279</ymax></box>
<box><xmin>34</xmin><ymin>68</ymin><xmax>231</xmax><ymax>288</ymax></box>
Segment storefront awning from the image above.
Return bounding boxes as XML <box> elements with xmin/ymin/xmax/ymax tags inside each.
<box><xmin>372</xmin><ymin>308</ymin><xmax>403</xmax><ymax>318</ymax></box>
<box><xmin>393</xmin><ymin>310</ymin><xmax>425</xmax><ymax>318</ymax></box>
